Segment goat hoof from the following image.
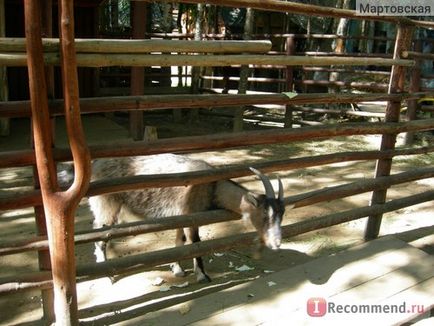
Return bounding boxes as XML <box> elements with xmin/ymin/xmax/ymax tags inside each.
<box><xmin>170</xmin><ymin>263</ymin><xmax>186</xmax><ymax>277</ymax></box>
<box><xmin>197</xmin><ymin>274</ymin><xmax>212</xmax><ymax>284</ymax></box>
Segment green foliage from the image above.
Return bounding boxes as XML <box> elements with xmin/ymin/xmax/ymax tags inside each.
<box><xmin>99</xmin><ymin>0</ymin><xmax>130</xmax><ymax>33</ymax></box>
<box><xmin>117</xmin><ymin>0</ymin><xmax>130</xmax><ymax>27</ymax></box>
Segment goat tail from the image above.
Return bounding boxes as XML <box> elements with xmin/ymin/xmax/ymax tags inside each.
<box><xmin>89</xmin><ymin>194</ymin><xmax>122</xmax><ymax>229</ymax></box>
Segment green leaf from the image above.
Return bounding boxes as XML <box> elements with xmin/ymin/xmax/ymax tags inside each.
<box><xmin>282</xmin><ymin>92</ymin><xmax>298</xmax><ymax>99</ymax></box>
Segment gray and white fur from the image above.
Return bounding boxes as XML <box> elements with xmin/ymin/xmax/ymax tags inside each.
<box><xmin>61</xmin><ymin>154</ymin><xmax>286</xmax><ymax>283</ymax></box>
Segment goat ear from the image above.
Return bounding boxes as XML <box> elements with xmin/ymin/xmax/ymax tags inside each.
<box><xmin>244</xmin><ymin>192</ymin><xmax>260</xmax><ymax>207</ymax></box>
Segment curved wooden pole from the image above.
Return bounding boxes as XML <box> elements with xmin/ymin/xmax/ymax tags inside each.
<box><xmin>24</xmin><ymin>0</ymin><xmax>90</xmax><ymax>324</ymax></box>
<box><xmin>58</xmin><ymin>0</ymin><xmax>91</xmax><ymax>204</ymax></box>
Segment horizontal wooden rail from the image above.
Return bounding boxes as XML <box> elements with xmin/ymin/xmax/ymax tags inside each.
<box><xmin>1</xmin><ymin>189</ymin><xmax>433</xmax><ymax>295</ymax></box>
<box><xmin>144</xmin><ymin>32</ymin><xmax>434</xmax><ymax>43</ymax></box>
<box><xmin>291</xmin><ymin>105</ymin><xmax>385</xmax><ymax>118</ymax></box>
<box><xmin>0</xmin><ymin>53</ymin><xmax>414</xmax><ymax>68</ymax></box>
<box><xmin>1</xmin><ymin>146</ymin><xmax>433</xmax><ymax>211</ymax></box>
<box><xmin>49</xmin><ymin>118</ymin><xmax>434</xmax><ymax>160</ymax></box>
<box><xmin>402</xmin><ymin>51</ymin><xmax>434</xmax><ymax>61</ymax></box>
<box><xmin>299</xmin><ymin>51</ymin><xmax>393</xmax><ymax>58</ymax></box>
<box><xmin>139</xmin><ymin>0</ymin><xmax>434</xmax><ymax>28</ymax></box>
<box><xmin>421</xmin><ymin>105</ymin><xmax>434</xmax><ymax>112</ymax></box>
<box><xmin>0</xmin><ymin>210</ymin><xmax>240</xmax><ymax>256</ymax></box>
<box><xmin>1</xmin><ymin>92</ymin><xmax>431</xmax><ymax>119</ymax></box>
<box><xmin>0</xmin><ymin>38</ymin><xmax>272</xmax><ymax>54</ymax></box>
<box><xmin>302</xmin><ymin>67</ymin><xmax>391</xmax><ymax>76</ymax></box>
<box><xmin>296</xmin><ymin>80</ymin><xmax>388</xmax><ymax>91</ymax></box>
<box><xmin>201</xmin><ymin>76</ymin><xmax>286</xmax><ymax>84</ymax></box>
<box><xmin>0</xmin><ymin>119</ymin><xmax>434</xmax><ymax>172</ymax></box>
<box><xmin>284</xmin><ymin>166</ymin><xmax>434</xmax><ymax>208</ymax></box>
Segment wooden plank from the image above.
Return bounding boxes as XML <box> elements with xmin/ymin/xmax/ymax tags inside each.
<box><xmin>1</xmin><ymin>118</ymin><xmax>434</xmax><ymax>171</ymax></box>
<box><xmin>2</xmin><ymin>92</ymin><xmax>425</xmax><ymax>119</ymax></box>
<box><xmin>130</xmin><ymin>236</ymin><xmax>433</xmax><ymax>325</ymax></box>
<box><xmin>0</xmin><ymin>53</ymin><xmax>415</xmax><ymax>68</ymax></box>
<box><xmin>0</xmin><ymin>38</ymin><xmax>272</xmax><ymax>54</ymax></box>
<box><xmin>138</xmin><ymin>0</ymin><xmax>434</xmax><ymax>28</ymax></box>
<box><xmin>1</xmin><ymin>148</ymin><xmax>434</xmax><ymax>212</ymax></box>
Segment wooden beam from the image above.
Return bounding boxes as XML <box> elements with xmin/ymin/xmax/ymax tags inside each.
<box><xmin>24</xmin><ymin>1</ymin><xmax>91</xmax><ymax>324</ymax></box>
<box><xmin>2</xmin><ymin>92</ymin><xmax>430</xmax><ymax>119</ymax></box>
<box><xmin>0</xmin><ymin>53</ymin><xmax>415</xmax><ymax>68</ymax></box>
<box><xmin>0</xmin><ymin>210</ymin><xmax>241</xmax><ymax>256</ymax></box>
<box><xmin>76</xmin><ymin>190</ymin><xmax>434</xmax><ymax>280</ymax></box>
<box><xmin>405</xmin><ymin>39</ymin><xmax>423</xmax><ymax>145</ymax></box>
<box><xmin>35</xmin><ymin>0</ymin><xmax>55</xmax><ymax>323</ymax></box>
<box><xmin>0</xmin><ymin>38</ymin><xmax>272</xmax><ymax>54</ymax></box>
<box><xmin>0</xmin><ymin>0</ymin><xmax>9</xmax><ymax>136</ymax></box>
<box><xmin>402</xmin><ymin>51</ymin><xmax>434</xmax><ymax>61</ymax></box>
<box><xmin>284</xmin><ymin>35</ymin><xmax>296</xmax><ymax>128</ymax></box>
<box><xmin>233</xmin><ymin>7</ymin><xmax>255</xmax><ymax>132</ymax></box>
<box><xmin>2</xmin><ymin>189</ymin><xmax>433</xmax><ymax>295</ymax></box>
<box><xmin>54</xmin><ymin>1</ymin><xmax>92</xmax><ymax>321</ymax></box>
<box><xmin>0</xmin><ymin>145</ymin><xmax>433</xmax><ymax>212</ymax></box>
<box><xmin>24</xmin><ymin>1</ymin><xmax>72</xmax><ymax>324</ymax></box>
<box><xmin>3</xmin><ymin>161</ymin><xmax>434</xmax><ymax>255</ymax></box>
<box><xmin>129</xmin><ymin>1</ymin><xmax>147</xmax><ymax>141</ymax></box>
<box><xmin>137</xmin><ymin>0</ymin><xmax>434</xmax><ymax>28</ymax></box>
<box><xmin>0</xmin><ymin>119</ymin><xmax>434</xmax><ymax>172</ymax></box>
<box><xmin>365</xmin><ymin>25</ymin><xmax>414</xmax><ymax>240</ymax></box>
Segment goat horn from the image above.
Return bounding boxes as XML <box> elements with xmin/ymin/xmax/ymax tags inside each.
<box><xmin>250</xmin><ymin>167</ymin><xmax>275</xmax><ymax>199</ymax></box>
<box><xmin>278</xmin><ymin>176</ymin><xmax>284</xmax><ymax>202</ymax></box>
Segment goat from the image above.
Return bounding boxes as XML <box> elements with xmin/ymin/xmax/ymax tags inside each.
<box><xmin>61</xmin><ymin>154</ymin><xmax>286</xmax><ymax>283</ymax></box>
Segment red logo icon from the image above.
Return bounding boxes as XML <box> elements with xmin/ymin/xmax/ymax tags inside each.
<box><xmin>307</xmin><ymin>297</ymin><xmax>327</xmax><ymax>317</ymax></box>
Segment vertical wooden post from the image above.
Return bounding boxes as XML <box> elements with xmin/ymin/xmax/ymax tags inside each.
<box><xmin>25</xmin><ymin>0</ymin><xmax>91</xmax><ymax>324</ymax></box>
<box><xmin>129</xmin><ymin>1</ymin><xmax>146</xmax><ymax>141</ymax></box>
<box><xmin>32</xmin><ymin>1</ymin><xmax>55</xmax><ymax>323</ymax></box>
<box><xmin>329</xmin><ymin>0</ymin><xmax>350</xmax><ymax>94</ymax></box>
<box><xmin>284</xmin><ymin>35</ymin><xmax>295</xmax><ymax>128</ymax></box>
<box><xmin>0</xmin><ymin>0</ymin><xmax>9</xmax><ymax>137</ymax></box>
<box><xmin>233</xmin><ymin>7</ymin><xmax>254</xmax><ymax>132</ymax></box>
<box><xmin>404</xmin><ymin>38</ymin><xmax>422</xmax><ymax>145</ymax></box>
<box><xmin>364</xmin><ymin>24</ymin><xmax>413</xmax><ymax>240</ymax></box>
<box><xmin>189</xmin><ymin>3</ymin><xmax>205</xmax><ymax>123</ymax></box>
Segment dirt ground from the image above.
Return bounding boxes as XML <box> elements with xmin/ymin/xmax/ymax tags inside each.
<box><xmin>0</xmin><ymin>112</ymin><xmax>433</xmax><ymax>325</ymax></box>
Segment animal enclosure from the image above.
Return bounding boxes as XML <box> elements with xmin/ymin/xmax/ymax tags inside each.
<box><xmin>0</xmin><ymin>0</ymin><xmax>434</xmax><ymax>325</ymax></box>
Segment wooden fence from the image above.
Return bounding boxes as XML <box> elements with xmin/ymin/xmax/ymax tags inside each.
<box><xmin>0</xmin><ymin>0</ymin><xmax>434</xmax><ymax>325</ymax></box>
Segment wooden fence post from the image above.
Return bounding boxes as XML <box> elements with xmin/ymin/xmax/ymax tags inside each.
<box><xmin>364</xmin><ymin>24</ymin><xmax>414</xmax><ymax>240</ymax></box>
<box><xmin>0</xmin><ymin>0</ymin><xmax>9</xmax><ymax>136</ymax></box>
<box><xmin>189</xmin><ymin>2</ymin><xmax>205</xmax><ymax>123</ymax></box>
<box><xmin>24</xmin><ymin>0</ymin><xmax>91</xmax><ymax>324</ymax></box>
<box><xmin>284</xmin><ymin>35</ymin><xmax>295</xmax><ymax>128</ymax></box>
<box><xmin>32</xmin><ymin>0</ymin><xmax>56</xmax><ymax>323</ymax></box>
<box><xmin>404</xmin><ymin>38</ymin><xmax>422</xmax><ymax>145</ymax></box>
<box><xmin>233</xmin><ymin>7</ymin><xmax>254</xmax><ymax>132</ymax></box>
<box><xmin>129</xmin><ymin>1</ymin><xmax>146</xmax><ymax>141</ymax></box>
